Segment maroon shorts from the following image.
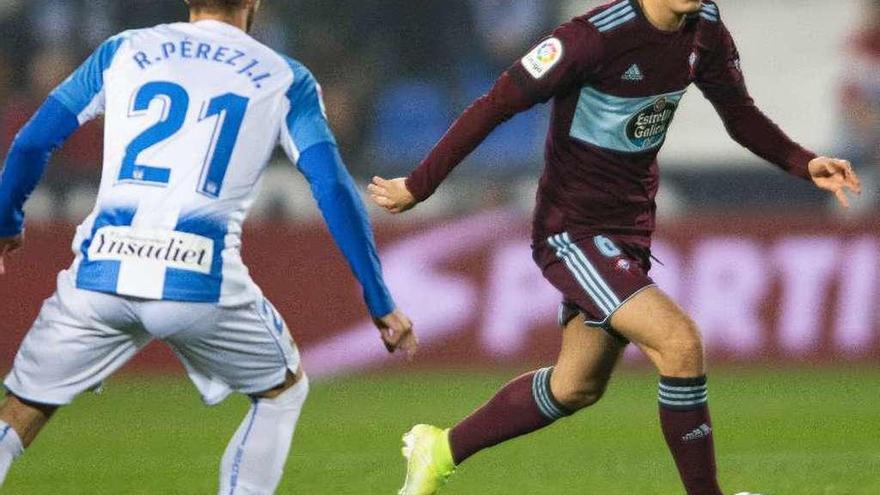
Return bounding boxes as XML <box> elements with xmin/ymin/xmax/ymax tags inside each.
<box><xmin>533</xmin><ymin>232</ymin><xmax>656</xmax><ymax>336</ymax></box>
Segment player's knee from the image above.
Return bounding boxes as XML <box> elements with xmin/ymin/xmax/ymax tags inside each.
<box><xmin>552</xmin><ymin>378</ymin><xmax>609</xmax><ymax>411</ymax></box>
<box><xmin>657</xmin><ymin>318</ymin><xmax>704</xmax><ymax>376</ymax></box>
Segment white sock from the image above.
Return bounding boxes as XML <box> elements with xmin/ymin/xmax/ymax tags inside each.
<box><xmin>0</xmin><ymin>421</ymin><xmax>24</xmax><ymax>486</ymax></box>
<box><xmin>218</xmin><ymin>376</ymin><xmax>309</xmax><ymax>495</ymax></box>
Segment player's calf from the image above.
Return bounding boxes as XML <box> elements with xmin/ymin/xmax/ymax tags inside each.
<box><xmin>444</xmin><ymin>318</ymin><xmax>623</xmax><ymax>466</ymax></box>
<box><xmin>218</xmin><ymin>370</ymin><xmax>309</xmax><ymax>495</ymax></box>
<box><xmin>0</xmin><ymin>394</ymin><xmax>58</xmax><ymax>485</ymax></box>
<box><xmin>446</xmin><ymin>367</ymin><xmax>572</xmax><ymax>466</ymax></box>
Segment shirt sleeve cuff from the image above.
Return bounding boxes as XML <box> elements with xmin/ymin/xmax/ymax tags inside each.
<box><xmin>0</xmin><ymin>203</ymin><xmax>22</xmax><ymax>236</ymax></box>
<box><xmin>365</xmin><ymin>287</ymin><xmax>396</xmax><ymax>318</ymax></box>
<box><xmin>405</xmin><ymin>173</ymin><xmax>431</xmax><ymax>203</ymax></box>
<box><xmin>787</xmin><ymin>148</ymin><xmax>817</xmax><ymax>181</ymax></box>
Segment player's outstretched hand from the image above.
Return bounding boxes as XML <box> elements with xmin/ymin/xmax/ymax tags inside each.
<box><xmin>368</xmin><ymin>177</ymin><xmax>417</xmax><ymax>214</ymax></box>
<box><xmin>373</xmin><ymin>308</ymin><xmax>418</xmax><ymax>360</ymax></box>
<box><xmin>808</xmin><ymin>157</ymin><xmax>862</xmax><ymax>209</ymax></box>
<box><xmin>0</xmin><ymin>234</ymin><xmax>24</xmax><ymax>276</ymax></box>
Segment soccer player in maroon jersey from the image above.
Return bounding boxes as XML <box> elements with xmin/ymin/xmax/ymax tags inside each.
<box><xmin>370</xmin><ymin>0</ymin><xmax>862</xmax><ymax>494</ymax></box>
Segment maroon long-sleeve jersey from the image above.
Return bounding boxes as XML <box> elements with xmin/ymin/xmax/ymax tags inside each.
<box><xmin>406</xmin><ymin>0</ymin><xmax>817</xmax><ymax>248</ymax></box>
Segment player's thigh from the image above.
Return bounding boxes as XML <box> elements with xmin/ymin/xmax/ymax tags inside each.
<box><xmin>5</xmin><ymin>271</ymin><xmax>151</xmax><ymax>406</ymax></box>
<box><xmin>551</xmin><ymin>307</ymin><xmax>627</xmax><ymax>408</ymax></box>
<box><xmin>538</xmin><ymin>232</ymin><xmax>655</xmax><ymax>332</ymax></box>
<box><xmin>608</xmin><ymin>286</ymin><xmax>704</xmax><ymax>373</ymax></box>
<box><xmin>148</xmin><ymin>296</ymin><xmax>300</xmax><ymax>404</ymax></box>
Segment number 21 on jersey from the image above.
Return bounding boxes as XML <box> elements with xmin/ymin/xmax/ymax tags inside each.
<box><xmin>117</xmin><ymin>81</ymin><xmax>249</xmax><ymax>198</ymax></box>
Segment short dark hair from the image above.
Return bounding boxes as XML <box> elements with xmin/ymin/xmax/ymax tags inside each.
<box><xmin>186</xmin><ymin>0</ymin><xmax>248</xmax><ymax>10</ymax></box>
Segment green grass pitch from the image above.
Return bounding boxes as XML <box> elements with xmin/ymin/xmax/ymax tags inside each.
<box><xmin>4</xmin><ymin>367</ymin><xmax>879</xmax><ymax>494</ymax></box>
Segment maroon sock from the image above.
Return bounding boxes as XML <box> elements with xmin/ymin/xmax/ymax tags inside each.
<box><xmin>658</xmin><ymin>376</ymin><xmax>723</xmax><ymax>495</ymax></box>
<box><xmin>449</xmin><ymin>367</ymin><xmax>570</xmax><ymax>464</ymax></box>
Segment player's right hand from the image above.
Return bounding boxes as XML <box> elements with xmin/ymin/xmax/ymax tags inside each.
<box><xmin>0</xmin><ymin>233</ymin><xmax>24</xmax><ymax>276</ymax></box>
<box><xmin>368</xmin><ymin>177</ymin><xmax>417</xmax><ymax>214</ymax></box>
<box><xmin>373</xmin><ymin>308</ymin><xmax>418</xmax><ymax>360</ymax></box>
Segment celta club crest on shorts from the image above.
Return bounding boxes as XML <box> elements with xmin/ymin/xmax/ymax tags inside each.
<box><xmin>615</xmin><ymin>258</ymin><xmax>632</xmax><ymax>272</ymax></box>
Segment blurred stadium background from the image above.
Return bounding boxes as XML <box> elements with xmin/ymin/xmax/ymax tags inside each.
<box><xmin>0</xmin><ymin>0</ymin><xmax>878</xmax><ymax>493</ymax></box>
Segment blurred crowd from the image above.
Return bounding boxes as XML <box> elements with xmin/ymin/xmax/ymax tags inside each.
<box><xmin>0</xmin><ymin>0</ymin><xmax>877</xmax><ymax>219</ymax></box>
<box><xmin>0</xmin><ymin>0</ymin><xmax>565</xmax><ymax>216</ymax></box>
<box><xmin>837</xmin><ymin>0</ymin><xmax>880</xmax><ymax>213</ymax></box>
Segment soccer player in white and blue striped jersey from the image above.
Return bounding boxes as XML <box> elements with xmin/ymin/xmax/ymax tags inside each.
<box><xmin>0</xmin><ymin>1</ymin><xmax>416</xmax><ymax>492</ymax></box>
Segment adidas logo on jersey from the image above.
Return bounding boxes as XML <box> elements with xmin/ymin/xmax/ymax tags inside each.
<box><xmin>622</xmin><ymin>64</ymin><xmax>644</xmax><ymax>81</ymax></box>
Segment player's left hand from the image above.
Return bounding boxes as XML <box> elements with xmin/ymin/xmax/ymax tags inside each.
<box><xmin>373</xmin><ymin>308</ymin><xmax>418</xmax><ymax>360</ymax></box>
<box><xmin>808</xmin><ymin>157</ymin><xmax>862</xmax><ymax>209</ymax></box>
<box><xmin>0</xmin><ymin>233</ymin><xmax>24</xmax><ymax>276</ymax></box>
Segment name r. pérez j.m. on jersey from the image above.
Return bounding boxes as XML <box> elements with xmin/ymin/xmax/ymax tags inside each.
<box><xmin>131</xmin><ymin>39</ymin><xmax>272</xmax><ymax>88</ymax></box>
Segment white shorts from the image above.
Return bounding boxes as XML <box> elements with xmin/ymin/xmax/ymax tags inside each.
<box><xmin>4</xmin><ymin>271</ymin><xmax>300</xmax><ymax>406</ymax></box>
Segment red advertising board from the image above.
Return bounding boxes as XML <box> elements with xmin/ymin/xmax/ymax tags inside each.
<box><xmin>1</xmin><ymin>210</ymin><xmax>878</xmax><ymax>377</ymax></box>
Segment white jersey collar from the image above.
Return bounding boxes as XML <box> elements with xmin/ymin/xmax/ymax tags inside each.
<box><xmin>192</xmin><ymin>19</ymin><xmax>246</xmax><ymax>37</ymax></box>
